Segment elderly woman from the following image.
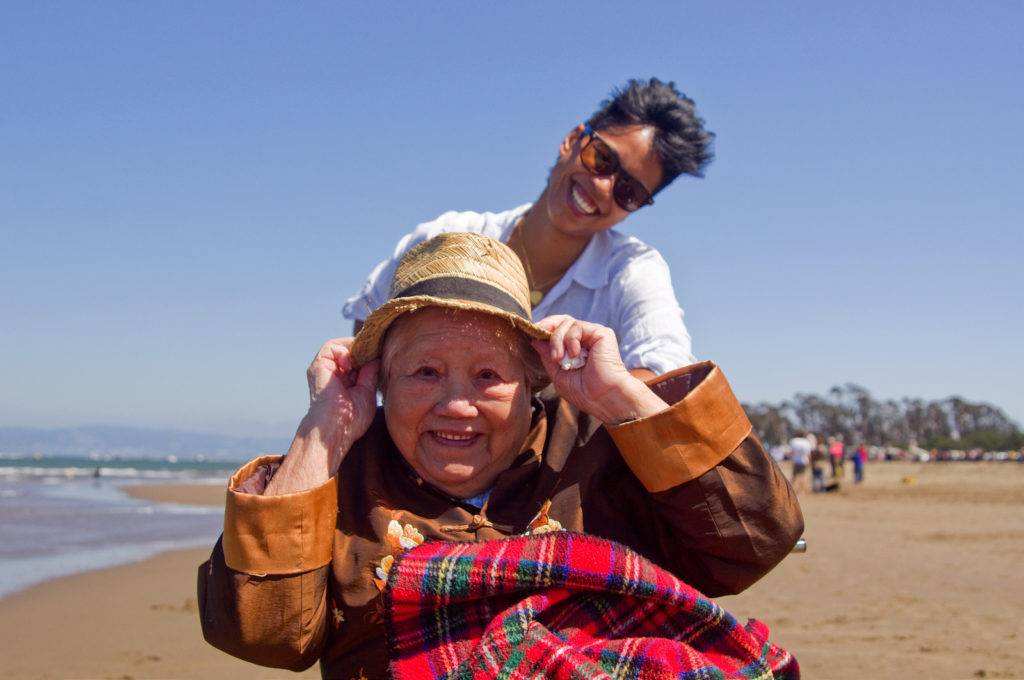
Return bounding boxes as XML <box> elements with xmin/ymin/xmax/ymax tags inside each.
<box><xmin>198</xmin><ymin>232</ymin><xmax>803</xmax><ymax>677</ymax></box>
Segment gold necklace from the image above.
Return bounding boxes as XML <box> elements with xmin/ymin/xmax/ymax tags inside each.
<box><xmin>515</xmin><ymin>219</ymin><xmax>562</xmax><ymax>306</ymax></box>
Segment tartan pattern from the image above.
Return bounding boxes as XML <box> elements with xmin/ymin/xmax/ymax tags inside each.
<box><xmin>385</xmin><ymin>532</ymin><xmax>798</xmax><ymax>679</ymax></box>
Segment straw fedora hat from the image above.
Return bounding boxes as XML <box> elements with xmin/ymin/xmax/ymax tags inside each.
<box><xmin>351</xmin><ymin>232</ymin><xmax>551</xmax><ymax>366</ymax></box>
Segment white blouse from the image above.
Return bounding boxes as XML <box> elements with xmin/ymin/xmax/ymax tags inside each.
<box><xmin>342</xmin><ymin>204</ymin><xmax>695</xmax><ymax>375</ymax></box>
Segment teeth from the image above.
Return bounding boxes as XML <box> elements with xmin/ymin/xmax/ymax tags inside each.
<box><xmin>571</xmin><ymin>184</ymin><xmax>597</xmax><ymax>215</ymax></box>
<box><xmin>435</xmin><ymin>432</ymin><xmax>474</xmax><ymax>441</ymax></box>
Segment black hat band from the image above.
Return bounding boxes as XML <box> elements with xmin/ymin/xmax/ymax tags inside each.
<box><xmin>394</xmin><ymin>277</ymin><xmax>530</xmax><ymax>320</ymax></box>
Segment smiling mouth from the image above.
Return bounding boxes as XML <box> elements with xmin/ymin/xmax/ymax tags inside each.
<box><xmin>569</xmin><ymin>182</ymin><xmax>598</xmax><ymax>216</ymax></box>
<box><xmin>430</xmin><ymin>431</ymin><xmax>481</xmax><ymax>447</ymax></box>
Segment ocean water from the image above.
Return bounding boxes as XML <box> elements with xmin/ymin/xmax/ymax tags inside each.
<box><xmin>0</xmin><ymin>455</ymin><xmax>240</xmax><ymax>599</ymax></box>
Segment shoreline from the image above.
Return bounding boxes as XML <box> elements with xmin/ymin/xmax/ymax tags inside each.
<box><xmin>0</xmin><ymin>479</ymin><xmax>227</xmax><ymax>603</ymax></box>
<box><xmin>0</xmin><ymin>481</ymin><xmax>320</xmax><ymax>678</ymax></box>
<box><xmin>121</xmin><ymin>481</ymin><xmax>227</xmax><ymax>507</ymax></box>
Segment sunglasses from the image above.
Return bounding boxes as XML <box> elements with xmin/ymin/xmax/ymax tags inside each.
<box><xmin>579</xmin><ymin>124</ymin><xmax>655</xmax><ymax>212</ymax></box>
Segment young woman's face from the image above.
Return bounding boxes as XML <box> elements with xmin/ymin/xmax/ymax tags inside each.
<box><xmin>542</xmin><ymin>124</ymin><xmax>664</xmax><ymax>239</ymax></box>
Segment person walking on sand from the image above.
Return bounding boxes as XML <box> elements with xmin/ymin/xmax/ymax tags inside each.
<box><xmin>829</xmin><ymin>435</ymin><xmax>845</xmax><ymax>479</ymax></box>
<box><xmin>810</xmin><ymin>437</ymin><xmax>828</xmax><ymax>493</ymax></box>
<box><xmin>344</xmin><ymin>78</ymin><xmax>714</xmax><ymax>380</ymax></box>
<box><xmin>852</xmin><ymin>442</ymin><xmax>867</xmax><ymax>483</ymax></box>
<box><xmin>788</xmin><ymin>433</ymin><xmax>812</xmax><ymax>493</ymax></box>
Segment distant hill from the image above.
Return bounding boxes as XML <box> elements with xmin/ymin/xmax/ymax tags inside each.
<box><xmin>0</xmin><ymin>425</ymin><xmax>291</xmax><ymax>460</ymax></box>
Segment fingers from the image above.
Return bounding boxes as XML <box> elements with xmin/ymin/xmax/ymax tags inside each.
<box><xmin>534</xmin><ymin>316</ymin><xmax>585</xmax><ymax>357</ymax></box>
<box><xmin>543</xmin><ymin>317</ymin><xmax>582</xmax><ymax>361</ymax></box>
<box><xmin>330</xmin><ymin>347</ymin><xmax>355</xmax><ymax>384</ymax></box>
<box><xmin>535</xmin><ymin>315</ymin><xmax>572</xmax><ymax>333</ymax></box>
<box><xmin>308</xmin><ymin>338</ymin><xmax>353</xmax><ymax>372</ymax></box>
<box><xmin>546</xmin><ymin>316</ymin><xmax>576</xmax><ymax>361</ymax></box>
<box><xmin>307</xmin><ymin>338</ymin><xmax>356</xmax><ymax>399</ymax></box>
<box><xmin>535</xmin><ymin>316</ymin><xmax>608</xmax><ymax>362</ymax></box>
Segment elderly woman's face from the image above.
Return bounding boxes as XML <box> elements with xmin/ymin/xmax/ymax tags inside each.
<box><xmin>381</xmin><ymin>308</ymin><xmax>534</xmax><ymax>498</ymax></box>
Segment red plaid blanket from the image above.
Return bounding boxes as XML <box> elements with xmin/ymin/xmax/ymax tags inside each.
<box><xmin>384</xmin><ymin>532</ymin><xmax>798</xmax><ymax>679</ymax></box>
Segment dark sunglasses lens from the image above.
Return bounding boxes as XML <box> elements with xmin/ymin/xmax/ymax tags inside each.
<box><xmin>614</xmin><ymin>178</ymin><xmax>650</xmax><ymax>212</ymax></box>
<box><xmin>581</xmin><ymin>138</ymin><xmax>616</xmax><ymax>175</ymax></box>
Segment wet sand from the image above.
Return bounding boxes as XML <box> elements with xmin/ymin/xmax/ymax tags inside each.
<box><xmin>2</xmin><ymin>462</ymin><xmax>1021</xmax><ymax>678</ymax></box>
<box><xmin>123</xmin><ymin>481</ymin><xmax>227</xmax><ymax>506</ymax></box>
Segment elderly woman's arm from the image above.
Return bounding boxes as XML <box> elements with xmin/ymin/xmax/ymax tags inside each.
<box><xmin>266</xmin><ymin>338</ymin><xmax>379</xmax><ymax>495</ymax></box>
<box><xmin>198</xmin><ymin>339</ymin><xmax>379</xmax><ymax>668</ymax></box>
<box><xmin>534</xmin><ymin>316</ymin><xmax>802</xmax><ymax>596</ymax></box>
<box><xmin>198</xmin><ymin>477</ymin><xmax>335</xmax><ymax>671</ymax></box>
<box><xmin>602</xmin><ymin>362</ymin><xmax>804</xmax><ymax>596</ymax></box>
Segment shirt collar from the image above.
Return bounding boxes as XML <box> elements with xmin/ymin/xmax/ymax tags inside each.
<box><xmin>562</xmin><ymin>229</ymin><xmax>614</xmax><ymax>289</ymax></box>
<box><xmin>506</xmin><ymin>203</ymin><xmax>616</xmax><ymax>291</ymax></box>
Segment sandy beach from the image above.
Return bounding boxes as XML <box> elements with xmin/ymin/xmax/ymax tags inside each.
<box><xmin>2</xmin><ymin>462</ymin><xmax>1021</xmax><ymax>679</ymax></box>
<box><xmin>719</xmin><ymin>461</ymin><xmax>1024</xmax><ymax>678</ymax></box>
<box><xmin>0</xmin><ymin>483</ymin><xmax>318</xmax><ymax>680</ymax></box>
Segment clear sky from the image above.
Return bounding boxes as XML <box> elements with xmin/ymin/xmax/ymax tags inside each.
<box><xmin>2</xmin><ymin>2</ymin><xmax>1022</xmax><ymax>438</ymax></box>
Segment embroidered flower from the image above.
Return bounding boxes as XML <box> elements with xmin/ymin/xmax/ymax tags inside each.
<box><xmin>374</xmin><ymin>553</ymin><xmax>394</xmax><ymax>588</ymax></box>
<box><xmin>331</xmin><ymin>604</ymin><xmax>345</xmax><ymax>627</ymax></box>
<box><xmin>386</xmin><ymin>519</ymin><xmax>425</xmax><ymax>551</ymax></box>
<box><xmin>530</xmin><ymin>517</ymin><xmax>563</xmax><ymax>534</ymax></box>
<box><xmin>374</xmin><ymin>517</ymin><xmax>426</xmax><ymax>592</ymax></box>
<box><xmin>526</xmin><ymin>499</ymin><xmax>564</xmax><ymax>535</ymax></box>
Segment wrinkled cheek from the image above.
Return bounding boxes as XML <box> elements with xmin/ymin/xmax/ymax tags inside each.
<box><xmin>383</xmin><ymin>401</ymin><xmax>426</xmax><ymax>466</ymax></box>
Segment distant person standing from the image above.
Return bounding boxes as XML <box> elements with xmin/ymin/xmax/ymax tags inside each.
<box><xmin>811</xmin><ymin>437</ymin><xmax>829</xmax><ymax>493</ymax></box>
<box><xmin>829</xmin><ymin>436</ymin><xmax>845</xmax><ymax>479</ymax></box>
<box><xmin>344</xmin><ymin>78</ymin><xmax>714</xmax><ymax>380</ymax></box>
<box><xmin>788</xmin><ymin>433</ymin><xmax>812</xmax><ymax>493</ymax></box>
<box><xmin>852</xmin><ymin>443</ymin><xmax>867</xmax><ymax>483</ymax></box>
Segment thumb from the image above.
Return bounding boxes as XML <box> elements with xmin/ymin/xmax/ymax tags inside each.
<box><xmin>330</xmin><ymin>345</ymin><xmax>355</xmax><ymax>376</ymax></box>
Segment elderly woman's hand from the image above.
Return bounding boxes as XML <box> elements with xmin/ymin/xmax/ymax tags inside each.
<box><xmin>305</xmin><ymin>337</ymin><xmax>380</xmax><ymax>437</ymax></box>
<box><xmin>532</xmin><ymin>316</ymin><xmax>668</xmax><ymax>426</ymax></box>
<box><xmin>266</xmin><ymin>338</ymin><xmax>379</xmax><ymax>495</ymax></box>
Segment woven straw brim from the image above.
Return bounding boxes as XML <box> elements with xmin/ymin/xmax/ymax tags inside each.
<box><xmin>351</xmin><ymin>295</ymin><xmax>551</xmax><ymax>367</ymax></box>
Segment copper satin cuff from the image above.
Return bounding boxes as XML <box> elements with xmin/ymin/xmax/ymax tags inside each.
<box><xmin>222</xmin><ymin>455</ymin><xmax>338</xmax><ymax>575</ymax></box>
<box><xmin>608</xmin><ymin>363</ymin><xmax>752</xmax><ymax>493</ymax></box>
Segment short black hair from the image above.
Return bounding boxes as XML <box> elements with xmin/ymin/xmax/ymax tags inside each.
<box><xmin>587</xmin><ymin>78</ymin><xmax>714</xmax><ymax>191</ymax></box>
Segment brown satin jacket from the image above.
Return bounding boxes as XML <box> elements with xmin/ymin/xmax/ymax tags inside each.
<box><xmin>198</xmin><ymin>362</ymin><xmax>804</xmax><ymax>678</ymax></box>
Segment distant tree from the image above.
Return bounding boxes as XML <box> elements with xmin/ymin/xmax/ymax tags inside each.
<box><xmin>745</xmin><ymin>402</ymin><xmax>793</xmax><ymax>447</ymax></box>
<box><xmin>743</xmin><ymin>386</ymin><xmax>1021</xmax><ymax>451</ymax></box>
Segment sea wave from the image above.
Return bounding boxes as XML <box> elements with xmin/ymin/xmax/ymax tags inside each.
<box><xmin>0</xmin><ymin>465</ymin><xmax>235</xmax><ymax>482</ymax></box>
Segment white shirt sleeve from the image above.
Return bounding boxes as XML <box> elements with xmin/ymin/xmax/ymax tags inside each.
<box><xmin>609</xmin><ymin>249</ymin><xmax>695</xmax><ymax>373</ymax></box>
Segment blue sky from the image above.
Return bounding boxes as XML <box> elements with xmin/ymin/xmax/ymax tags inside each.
<box><xmin>2</xmin><ymin>2</ymin><xmax>1021</xmax><ymax>437</ymax></box>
